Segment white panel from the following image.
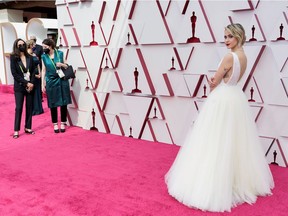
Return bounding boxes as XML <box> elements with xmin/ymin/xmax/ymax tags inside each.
<box><xmin>253</xmin><ymin>47</ymin><xmax>288</xmax><ymax>106</ymax></box>
<box><xmin>132</xmin><ymin>1</ymin><xmax>171</xmax><ymax>44</ymax></box>
<box><xmin>56</xmin><ymin>5</ymin><xmax>73</xmax><ymax>26</ymax></box>
<box><xmin>149</xmin><ymin>119</ymin><xmax>173</xmax><ymax>144</ymax></box>
<box><xmin>104</xmin><ymin>92</ymin><xmax>128</xmax><ymax>115</ymax></box>
<box><xmin>170</xmin><ymin>0</ymin><xmax>214</xmax><ymax>43</ymax></box>
<box><xmin>1</xmin><ymin>23</ymin><xmax>17</xmax><ymax>53</ymax></box>
<box><xmin>81</xmin><ymin>46</ymin><xmax>105</xmax><ymax>89</ymax></box>
<box><xmin>269</xmin><ymin>13</ymin><xmax>288</xmax><ymax>41</ymax></box>
<box><xmin>227</xmin><ymin>0</ymin><xmax>252</xmax><ymax>11</ymax></box>
<box><xmin>257</xmin><ymin>105</ymin><xmax>288</xmax><ymax>138</ymax></box>
<box><xmin>123</xmin><ymin>95</ymin><xmax>153</xmax><ymax>138</ymax></box>
<box><xmin>278</xmin><ymin>137</ymin><xmax>288</xmax><ymax>165</ymax></box>
<box><xmin>119</xmin><ymin>113</ymin><xmax>132</xmax><ymax>137</ymax></box>
<box><xmin>270</xmin><ymin>44</ymin><xmax>288</xmax><ymax>72</ymax></box>
<box><xmin>116</xmin><ymin>47</ymin><xmax>151</xmax><ymax>95</ymax></box>
<box><xmin>138</xmin><ymin>45</ymin><xmax>173</xmax><ymax>96</ymax></box>
<box><xmin>65</xmin><ymin>48</ymin><xmax>85</xmax><ymax>68</ymax></box>
<box><xmin>159</xmin><ymin>96</ymin><xmax>198</xmax><ymax>146</ymax></box>
<box><xmin>140</xmin><ymin>124</ymin><xmax>154</xmax><ymax>142</ymax></box>
<box><xmin>186</xmin><ymin>44</ymin><xmax>216</xmax><ymax>75</ymax></box>
<box><xmin>166</xmin><ymin>72</ymin><xmax>190</xmax><ymax>97</ymax></box>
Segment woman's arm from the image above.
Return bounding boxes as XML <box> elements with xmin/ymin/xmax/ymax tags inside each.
<box><xmin>55</xmin><ymin>50</ymin><xmax>68</xmax><ymax>69</ymax></box>
<box><xmin>209</xmin><ymin>53</ymin><xmax>233</xmax><ymax>91</ymax></box>
<box><xmin>25</xmin><ymin>56</ymin><xmax>35</xmax><ymax>92</ymax></box>
<box><xmin>41</xmin><ymin>59</ymin><xmax>46</xmax><ymax>93</ymax></box>
<box><xmin>35</xmin><ymin>64</ymin><xmax>41</xmax><ymax>79</ymax></box>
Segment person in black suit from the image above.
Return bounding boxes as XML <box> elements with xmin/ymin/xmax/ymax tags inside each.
<box><xmin>10</xmin><ymin>38</ymin><xmax>36</xmax><ymax>139</ymax></box>
<box><xmin>30</xmin><ymin>36</ymin><xmax>43</xmax><ymax>64</ymax></box>
<box><xmin>30</xmin><ymin>35</ymin><xmax>44</xmax><ymax>101</ymax></box>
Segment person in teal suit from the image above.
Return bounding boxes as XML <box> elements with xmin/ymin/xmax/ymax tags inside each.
<box><xmin>41</xmin><ymin>38</ymin><xmax>72</xmax><ymax>133</ymax></box>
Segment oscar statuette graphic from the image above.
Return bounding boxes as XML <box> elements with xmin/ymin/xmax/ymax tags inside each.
<box><xmin>59</xmin><ymin>36</ymin><xmax>63</xmax><ymax>47</ymax></box>
<box><xmin>170</xmin><ymin>57</ymin><xmax>176</xmax><ymax>70</ymax></box>
<box><xmin>85</xmin><ymin>78</ymin><xmax>89</xmax><ymax>90</ymax></box>
<box><xmin>187</xmin><ymin>11</ymin><xmax>200</xmax><ymax>43</ymax></box>
<box><xmin>104</xmin><ymin>57</ymin><xmax>109</xmax><ymax>69</ymax></box>
<box><xmin>202</xmin><ymin>84</ymin><xmax>207</xmax><ymax>98</ymax></box>
<box><xmin>126</xmin><ymin>32</ymin><xmax>131</xmax><ymax>45</ymax></box>
<box><xmin>271</xmin><ymin>150</ymin><xmax>279</xmax><ymax>165</ymax></box>
<box><xmin>131</xmin><ymin>67</ymin><xmax>142</xmax><ymax>93</ymax></box>
<box><xmin>90</xmin><ymin>108</ymin><xmax>98</xmax><ymax>131</ymax></box>
<box><xmin>129</xmin><ymin>126</ymin><xmax>133</xmax><ymax>138</ymax></box>
<box><xmin>277</xmin><ymin>23</ymin><xmax>285</xmax><ymax>40</ymax></box>
<box><xmin>90</xmin><ymin>21</ymin><xmax>98</xmax><ymax>46</ymax></box>
<box><xmin>248</xmin><ymin>87</ymin><xmax>255</xmax><ymax>102</ymax></box>
<box><xmin>153</xmin><ymin>107</ymin><xmax>158</xmax><ymax>119</ymax></box>
<box><xmin>249</xmin><ymin>25</ymin><xmax>257</xmax><ymax>41</ymax></box>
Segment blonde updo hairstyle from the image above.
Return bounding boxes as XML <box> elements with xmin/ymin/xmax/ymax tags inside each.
<box><xmin>26</xmin><ymin>39</ymin><xmax>35</xmax><ymax>49</ymax></box>
<box><xmin>225</xmin><ymin>23</ymin><xmax>246</xmax><ymax>46</ymax></box>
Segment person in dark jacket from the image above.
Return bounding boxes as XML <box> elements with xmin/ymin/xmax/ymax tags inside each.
<box><xmin>30</xmin><ymin>35</ymin><xmax>44</xmax><ymax>101</ymax></box>
<box><xmin>10</xmin><ymin>38</ymin><xmax>36</xmax><ymax>138</ymax></box>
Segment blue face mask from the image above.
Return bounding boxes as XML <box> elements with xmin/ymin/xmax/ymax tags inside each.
<box><xmin>32</xmin><ymin>47</ymin><xmax>36</xmax><ymax>52</ymax></box>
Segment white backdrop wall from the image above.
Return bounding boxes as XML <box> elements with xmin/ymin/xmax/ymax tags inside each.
<box><xmin>1</xmin><ymin>0</ymin><xmax>287</xmax><ymax>167</ymax></box>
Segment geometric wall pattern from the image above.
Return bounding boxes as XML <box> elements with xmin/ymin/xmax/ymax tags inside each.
<box><xmin>1</xmin><ymin>0</ymin><xmax>288</xmax><ymax>167</ymax></box>
<box><xmin>54</xmin><ymin>0</ymin><xmax>288</xmax><ymax>167</ymax></box>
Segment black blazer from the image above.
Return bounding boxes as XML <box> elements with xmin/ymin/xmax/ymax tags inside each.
<box><xmin>34</xmin><ymin>44</ymin><xmax>43</xmax><ymax>59</ymax></box>
<box><xmin>10</xmin><ymin>54</ymin><xmax>36</xmax><ymax>93</ymax></box>
<box><xmin>34</xmin><ymin>44</ymin><xmax>43</xmax><ymax>69</ymax></box>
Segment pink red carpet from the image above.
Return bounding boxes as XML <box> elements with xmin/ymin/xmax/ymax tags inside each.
<box><xmin>0</xmin><ymin>87</ymin><xmax>287</xmax><ymax>216</ymax></box>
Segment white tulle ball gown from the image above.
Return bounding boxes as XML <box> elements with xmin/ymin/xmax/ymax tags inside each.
<box><xmin>165</xmin><ymin>52</ymin><xmax>274</xmax><ymax>212</ymax></box>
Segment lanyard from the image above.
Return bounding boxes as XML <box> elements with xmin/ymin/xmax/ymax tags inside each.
<box><xmin>47</xmin><ymin>49</ymin><xmax>60</xmax><ymax>70</ymax></box>
<box><xmin>19</xmin><ymin>65</ymin><xmax>29</xmax><ymax>74</ymax></box>
<box><xmin>18</xmin><ymin>60</ymin><xmax>29</xmax><ymax>74</ymax></box>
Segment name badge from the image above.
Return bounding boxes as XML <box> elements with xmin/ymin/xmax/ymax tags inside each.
<box><xmin>24</xmin><ymin>72</ymin><xmax>30</xmax><ymax>81</ymax></box>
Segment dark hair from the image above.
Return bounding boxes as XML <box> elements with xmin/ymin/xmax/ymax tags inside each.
<box><xmin>42</xmin><ymin>38</ymin><xmax>56</xmax><ymax>49</ymax></box>
<box><xmin>11</xmin><ymin>38</ymin><xmax>29</xmax><ymax>57</ymax></box>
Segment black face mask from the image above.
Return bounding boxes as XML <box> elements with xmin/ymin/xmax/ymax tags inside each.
<box><xmin>43</xmin><ymin>48</ymin><xmax>50</xmax><ymax>54</ymax></box>
<box><xmin>18</xmin><ymin>44</ymin><xmax>26</xmax><ymax>52</ymax></box>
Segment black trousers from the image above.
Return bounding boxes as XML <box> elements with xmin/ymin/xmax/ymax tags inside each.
<box><xmin>50</xmin><ymin>105</ymin><xmax>67</xmax><ymax>123</ymax></box>
<box><xmin>14</xmin><ymin>91</ymin><xmax>33</xmax><ymax>131</ymax></box>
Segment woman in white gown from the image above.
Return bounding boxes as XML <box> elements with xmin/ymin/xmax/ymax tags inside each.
<box><xmin>165</xmin><ymin>23</ymin><xmax>274</xmax><ymax>212</ymax></box>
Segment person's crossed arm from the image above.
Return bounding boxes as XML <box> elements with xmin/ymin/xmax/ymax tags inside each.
<box><xmin>208</xmin><ymin>53</ymin><xmax>233</xmax><ymax>92</ymax></box>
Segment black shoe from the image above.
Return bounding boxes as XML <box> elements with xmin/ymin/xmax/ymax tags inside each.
<box><xmin>24</xmin><ymin>129</ymin><xmax>35</xmax><ymax>134</ymax></box>
<box><xmin>60</xmin><ymin>122</ymin><xmax>66</xmax><ymax>133</ymax></box>
<box><xmin>54</xmin><ymin>123</ymin><xmax>59</xmax><ymax>133</ymax></box>
<box><xmin>13</xmin><ymin>132</ymin><xmax>19</xmax><ymax>139</ymax></box>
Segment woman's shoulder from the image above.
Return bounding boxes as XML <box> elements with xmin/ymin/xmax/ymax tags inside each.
<box><xmin>222</xmin><ymin>53</ymin><xmax>234</xmax><ymax>64</ymax></box>
<box><xmin>55</xmin><ymin>48</ymin><xmax>63</xmax><ymax>53</ymax></box>
<box><xmin>26</xmin><ymin>54</ymin><xmax>34</xmax><ymax>62</ymax></box>
<box><xmin>41</xmin><ymin>53</ymin><xmax>48</xmax><ymax>60</ymax></box>
<box><xmin>225</xmin><ymin>52</ymin><xmax>234</xmax><ymax>59</ymax></box>
<box><xmin>26</xmin><ymin>53</ymin><xmax>33</xmax><ymax>59</ymax></box>
<box><xmin>10</xmin><ymin>54</ymin><xmax>19</xmax><ymax>62</ymax></box>
<box><xmin>57</xmin><ymin>49</ymin><xmax>64</xmax><ymax>56</ymax></box>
